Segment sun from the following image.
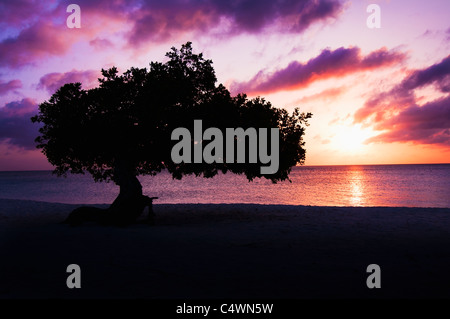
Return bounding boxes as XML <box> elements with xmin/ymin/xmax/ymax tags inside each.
<box><xmin>333</xmin><ymin>125</ymin><xmax>373</xmax><ymax>153</ymax></box>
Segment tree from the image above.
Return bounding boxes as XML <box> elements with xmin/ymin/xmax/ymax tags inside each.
<box><xmin>31</xmin><ymin>42</ymin><xmax>312</xmax><ymax>225</ymax></box>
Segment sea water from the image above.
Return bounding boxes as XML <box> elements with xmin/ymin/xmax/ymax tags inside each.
<box><xmin>0</xmin><ymin>164</ymin><xmax>449</xmax><ymax>207</ymax></box>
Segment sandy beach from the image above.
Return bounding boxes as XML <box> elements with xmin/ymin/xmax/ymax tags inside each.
<box><xmin>1</xmin><ymin>198</ymin><xmax>450</xmax><ymax>299</ymax></box>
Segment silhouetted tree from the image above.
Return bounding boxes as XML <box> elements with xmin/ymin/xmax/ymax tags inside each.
<box><xmin>32</xmin><ymin>42</ymin><xmax>312</xmax><ymax>225</ymax></box>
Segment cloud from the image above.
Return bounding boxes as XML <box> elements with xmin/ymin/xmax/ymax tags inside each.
<box><xmin>230</xmin><ymin>47</ymin><xmax>405</xmax><ymax>95</ymax></box>
<box><xmin>0</xmin><ymin>0</ymin><xmax>344</xmax><ymax>68</ymax></box>
<box><xmin>0</xmin><ymin>0</ymin><xmax>54</xmax><ymax>27</ymax></box>
<box><xmin>355</xmin><ymin>55</ymin><xmax>450</xmax><ymax>124</ymax></box>
<box><xmin>0</xmin><ymin>1</ymin><xmax>126</xmax><ymax>69</ymax></box>
<box><xmin>328</xmin><ymin>113</ymin><xmax>351</xmax><ymax>126</ymax></box>
<box><xmin>127</xmin><ymin>0</ymin><xmax>344</xmax><ymax>45</ymax></box>
<box><xmin>38</xmin><ymin>69</ymin><xmax>100</xmax><ymax>94</ymax></box>
<box><xmin>0</xmin><ymin>21</ymin><xmax>82</xmax><ymax>68</ymax></box>
<box><xmin>0</xmin><ymin>79</ymin><xmax>22</xmax><ymax>95</ymax></box>
<box><xmin>355</xmin><ymin>55</ymin><xmax>450</xmax><ymax>146</ymax></box>
<box><xmin>313</xmin><ymin>134</ymin><xmax>332</xmax><ymax>145</ymax></box>
<box><xmin>0</xmin><ymin>98</ymin><xmax>39</xmax><ymax>149</ymax></box>
<box><xmin>364</xmin><ymin>96</ymin><xmax>450</xmax><ymax>146</ymax></box>
<box><xmin>89</xmin><ymin>37</ymin><xmax>114</xmax><ymax>50</ymax></box>
<box><xmin>402</xmin><ymin>57</ymin><xmax>450</xmax><ymax>93</ymax></box>
<box><xmin>294</xmin><ymin>86</ymin><xmax>346</xmax><ymax>104</ymax></box>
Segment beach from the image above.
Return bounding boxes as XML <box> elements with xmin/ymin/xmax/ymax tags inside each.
<box><xmin>1</xmin><ymin>198</ymin><xmax>450</xmax><ymax>299</ymax></box>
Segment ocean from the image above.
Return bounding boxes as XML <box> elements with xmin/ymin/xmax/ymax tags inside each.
<box><xmin>0</xmin><ymin>164</ymin><xmax>449</xmax><ymax>208</ymax></box>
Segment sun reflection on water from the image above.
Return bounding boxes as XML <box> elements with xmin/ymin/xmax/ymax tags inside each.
<box><xmin>348</xmin><ymin>167</ymin><xmax>365</xmax><ymax>206</ymax></box>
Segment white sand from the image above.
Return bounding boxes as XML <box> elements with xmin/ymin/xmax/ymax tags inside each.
<box><xmin>1</xmin><ymin>198</ymin><xmax>450</xmax><ymax>299</ymax></box>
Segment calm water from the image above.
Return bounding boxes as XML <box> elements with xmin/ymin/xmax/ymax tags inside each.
<box><xmin>0</xmin><ymin>164</ymin><xmax>449</xmax><ymax>207</ymax></box>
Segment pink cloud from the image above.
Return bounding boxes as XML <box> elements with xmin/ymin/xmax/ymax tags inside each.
<box><xmin>355</xmin><ymin>55</ymin><xmax>450</xmax><ymax>146</ymax></box>
<box><xmin>0</xmin><ymin>22</ymin><xmax>83</xmax><ymax>68</ymax></box>
<box><xmin>0</xmin><ymin>1</ymin><xmax>128</xmax><ymax>69</ymax></box>
<box><xmin>231</xmin><ymin>47</ymin><xmax>406</xmax><ymax>95</ymax></box>
<box><xmin>38</xmin><ymin>69</ymin><xmax>100</xmax><ymax>94</ymax></box>
<box><xmin>355</xmin><ymin>55</ymin><xmax>450</xmax><ymax>124</ymax></box>
<box><xmin>0</xmin><ymin>79</ymin><xmax>22</xmax><ymax>95</ymax></box>
<box><xmin>295</xmin><ymin>86</ymin><xmax>347</xmax><ymax>104</ymax></box>
<box><xmin>365</xmin><ymin>96</ymin><xmax>450</xmax><ymax>146</ymax></box>
<box><xmin>89</xmin><ymin>37</ymin><xmax>114</xmax><ymax>50</ymax></box>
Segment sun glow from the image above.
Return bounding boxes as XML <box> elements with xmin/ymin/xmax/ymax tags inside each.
<box><xmin>333</xmin><ymin>125</ymin><xmax>374</xmax><ymax>153</ymax></box>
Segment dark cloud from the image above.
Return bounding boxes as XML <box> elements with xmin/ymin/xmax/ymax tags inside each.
<box><xmin>231</xmin><ymin>47</ymin><xmax>405</xmax><ymax>94</ymax></box>
<box><xmin>38</xmin><ymin>69</ymin><xmax>99</xmax><ymax>94</ymax></box>
<box><xmin>0</xmin><ymin>0</ymin><xmax>52</xmax><ymax>27</ymax></box>
<box><xmin>128</xmin><ymin>0</ymin><xmax>345</xmax><ymax>45</ymax></box>
<box><xmin>400</xmin><ymin>55</ymin><xmax>450</xmax><ymax>93</ymax></box>
<box><xmin>355</xmin><ymin>55</ymin><xmax>450</xmax><ymax>146</ymax></box>
<box><xmin>0</xmin><ymin>79</ymin><xmax>22</xmax><ymax>95</ymax></box>
<box><xmin>0</xmin><ymin>98</ymin><xmax>39</xmax><ymax>149</ymax></box>
<box><xmin>289</xmin><ymin>0</ymin><xmax>343</xmax><ymax>31</ymax></box>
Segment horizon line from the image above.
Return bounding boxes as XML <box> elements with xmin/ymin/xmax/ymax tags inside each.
<box><xmin>1</xmin><ymin>162</ymin><xmax>449</xmax><ymax>173</ymax></box>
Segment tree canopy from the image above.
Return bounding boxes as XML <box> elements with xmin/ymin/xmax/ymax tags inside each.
<box><xmin>31</xmin><ymin>42</ymin><xmax>312</xmax><ymax>185</ymax></box>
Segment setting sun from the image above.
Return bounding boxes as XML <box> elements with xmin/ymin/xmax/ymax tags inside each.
<box><xmin>333</xmin><ymin>125</ymin><xmax>373</xmax><ymax>153</ymax></box>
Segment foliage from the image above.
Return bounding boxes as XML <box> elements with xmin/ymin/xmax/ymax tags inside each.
<box><xmin>31</xmin><ymin>42</ymin><xmax>312</xmax><ymax>184</ymax></box>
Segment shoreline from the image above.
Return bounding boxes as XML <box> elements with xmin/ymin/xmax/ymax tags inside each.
<box><xmin>1</xmin><ymin>199</ymin><xmax>450</xmax><ymax>299</ymax></box>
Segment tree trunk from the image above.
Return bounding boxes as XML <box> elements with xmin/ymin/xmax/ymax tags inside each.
<box><xmin>64</xmin><ymin>157</ymin><xmax>157</xmax><ymax>226</ymax></box>
<box><xmin>108</xmin><ymin>157</ymin><xmax>145</xmax><ymax>225</ymax></box>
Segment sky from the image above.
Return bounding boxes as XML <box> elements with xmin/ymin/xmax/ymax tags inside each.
<box><xmin>0</xmin><ymin>0</ymin><xmax>449</xmax><ymax>171</ymax></box>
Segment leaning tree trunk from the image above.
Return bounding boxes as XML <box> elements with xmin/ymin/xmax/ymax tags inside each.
<box><xmin>108</xmin><ymin>157</ymin><xmax>145</xmax><ymax>225</ymax></box>
<box><xmin>64</xmin><ymin>159</ymin><xmax>154</xmax><ymax>226</ymax></box>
